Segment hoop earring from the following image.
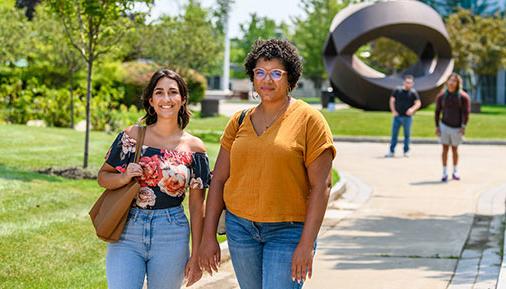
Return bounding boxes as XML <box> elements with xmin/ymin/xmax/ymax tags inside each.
<box><xmin>287</xmin><ymin>87</ymin><xmax>293</xmax><ymax>98</ymax></box>
<box><xmin>148</xmin><ymin>106</ymin><xmax>156</xmax><ymax>116</ymax></box>
<box><xmin>250</xmin><ymin>83</ymin><xmax>258</xmax><ymax>100</ymax></box>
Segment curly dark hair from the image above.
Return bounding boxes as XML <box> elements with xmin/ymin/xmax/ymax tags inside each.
<box><xmin>244</xmin><ymin>39</ymin><xmax>303</xmax><ymax>91</ymax></box>
<box><xmin>141</xmin><ymin>69</ymin><xmax>191</xmax><ymax>129</ymax></box>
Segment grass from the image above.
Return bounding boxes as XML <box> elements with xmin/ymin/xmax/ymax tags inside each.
<box><xmin>0</xmin><ymin>167</ymin><xmax>107</xmax><ymax>288</ymax></box>
<box><xmin>0</xmin><ymin>124</ymin><xmax>219</xmax><ymax>288</ymax></box>
<box><xmin>332</xmin><ymin>168</ymin><xmax>340</xmax><ymax>187</ymax></box>
<box><xmin>296</xmin><ymin>96</ymin><xmax>321</xmax><ymax>104</ymax></box>
<box><xmin>190</xmin><ymin>104</ymin><xmax>506</xmax><ymax>140</ymax></box>
<box><xmin>322</xmin><ymin>105</ymin><xmax>506</xmax><ymax>139</ymax></box>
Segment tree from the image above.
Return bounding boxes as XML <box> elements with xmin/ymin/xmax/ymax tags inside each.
<box><xmin>420</xmin><ymin>0</ymin><xmax>501</xmax><ymax>15</ymax></box>
<box><xmin>212</xmin><ymin>0</ymin><xmax>234</xmax><ymax>34</ymax></box>
<box><xmin>0</xmin><ymin>6</ymin><xmax>30</xmax><ymax>65</ymax></box>
<box><xmin>230</xmin><ymin>13</ymin><xmax>288</xmax><ymax>78</ymax></box>
<box><xmin>15</xmin><ymin>0</ymin><xmax>41</xmax><ymax>20</ymax></box>
<box><xmin>144</xmin><ymin>0</ymin><xmax>222</xmax><ymax>74</ymax></box>
<box><xmin>31</xmin><ymin>5</ymin><xmax>84</xmax><ymax>128</ymax></box>
<box><xmin>292</xmin><ymin>0</ymin><xmax>349</xmax><ymax>92</ymax></box>
<box><xmin>446</xmin><ymin>9</ymin><xmax>506</xmax><ymax>102</ymax></box>
<box><xmin>49</xmin><ymin>0</ymin><xmax>151</xmax><ymax>168</ymax></box>
<box><xmin>356</xmin><ymin>37</ymin><xmax>418</xmax><ymax>75</ymax></box>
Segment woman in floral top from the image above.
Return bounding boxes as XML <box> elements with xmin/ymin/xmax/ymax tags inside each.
<box><xmin>98</xmin><ymin>69</ymin><xmax>210</xmax><ymax>289</ymax></box>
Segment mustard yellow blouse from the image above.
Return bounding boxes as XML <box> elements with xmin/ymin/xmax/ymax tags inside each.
<box><xmin>220</xmin><ymin>100</ymin><xmax>336</xmax><ymax>222</ymax></box>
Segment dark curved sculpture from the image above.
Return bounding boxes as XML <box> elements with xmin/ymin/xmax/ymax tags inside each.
<box><xmin>323</xmin><ymin>1</ymin><xmax>454</xmax><ymax>111</ymax></box>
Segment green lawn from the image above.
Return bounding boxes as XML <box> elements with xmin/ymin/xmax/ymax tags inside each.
<box><xmin>332</xmin><ymin>168</ymin><xmax>340</xmax><ymax>187</ymax></box>
<box><xmin>323</xmin><ymin>105</ymin><xmax>506</xmax><ymax>139</ymax></box>
<box><xmin>0</xmin><ymin>124</ymin><xmax>219</xmax><ymax>288</ymax></box>
<box><xmin>190</xmin><ymin>104</ymin><xmax>506</xmax><ymax>140</ymax></box>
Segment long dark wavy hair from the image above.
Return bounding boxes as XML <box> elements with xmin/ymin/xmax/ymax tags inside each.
<box><xmin>447</xmin><ymin>72</ymin><xmax>463</xmax><ymax>93</ymax></box>
<box><xmin>141</xmin><ymin>69</ymin><xmax>191</xmax><ymax>129</ymax></box>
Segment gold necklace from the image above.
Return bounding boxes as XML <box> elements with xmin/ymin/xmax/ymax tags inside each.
<box><xmin>259</xmin><ymin>97</ymin><xmax>291</xmax><ymax>129</ymax></box>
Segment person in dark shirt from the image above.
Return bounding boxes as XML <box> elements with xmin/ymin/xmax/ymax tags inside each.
<box><xmin>385</xmin><ymin>75</ymin><xmax>421</xmax><ymax>157</ymax></box>
<box><xmin>435</xmin><ymin>72</ymin><xmax>471</xmax><ymax>182</ymax></box>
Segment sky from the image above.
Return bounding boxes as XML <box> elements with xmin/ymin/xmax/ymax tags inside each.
<box><xmin>136</xmin><ymin>0</ymin><xmax>304</xmax><ymax>38</ymax></box>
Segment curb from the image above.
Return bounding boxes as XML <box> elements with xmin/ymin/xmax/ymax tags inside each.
<box><xmin>498</xmin><ymin>220</ymin><xmax>506</xmax><ymax>289</ymax></box>
<box><xmin>448</xmin><ymin>183</ymin><xmax>506</xmax><ymax>289</ymax></box>
<box><xmin>218</xmin><ymin>175</ymin><xmax>347</xmax><ymax>264</ymax></box>
<box><xmin>333</xmin><ymin>136</ymin><xmax>506</xmax><ymax>145</ymax></box>
<box><xmin>492</xmin><ymin>184</ymin><xmax>506</xmax><ymax>289</ymax></box>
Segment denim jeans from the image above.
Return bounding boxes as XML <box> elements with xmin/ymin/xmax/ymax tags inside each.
<box><xmin>106</xmin><ymin>206</ymin><xmax>190</xmax><ymax>289</ymax></box>
<box><xmin>225</xmin><ymin>210</ymin><xmax>310</xmax><ymax>289</ymax></box>
<box><xmin>389</xmin><ymin>115</ymin><xmax>413</xmax><ymax>153</ymax></box>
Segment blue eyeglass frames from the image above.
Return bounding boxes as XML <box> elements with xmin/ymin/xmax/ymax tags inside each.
<box><xmin>253</xmin><ymin>68</ymin><xmax>287</xmax><ymax>81</ymax></box>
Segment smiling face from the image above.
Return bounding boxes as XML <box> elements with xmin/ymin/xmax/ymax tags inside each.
<box><xmin>149</xmin><ymin>77</ymin><xmax>183</xmax><ymax>120</ymax></box>
<box><xmin>253</xmin><ymin>57</ymin><xmax>290</xmax><ymax>103</ymax></box>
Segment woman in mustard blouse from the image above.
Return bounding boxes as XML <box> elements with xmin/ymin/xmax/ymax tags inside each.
<box><xmin>199</xmin><ymin>39</ymin><xmax>336</xmax><ymax>289</ymax></box>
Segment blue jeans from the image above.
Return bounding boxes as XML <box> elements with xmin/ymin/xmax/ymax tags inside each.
<box><xmin>225</xmin><ymin>210</ymin><xmax>310</xmax><ymax>289</ymax></box>
<box><xmin>106</xmin><ymin>206</ymin><xmax>190</xmax><ymax>289</ymax></box>
<box><xmin>389</xmin><ymin>115</ymin><xmax>413</xmax><ymax>153</ymax></box>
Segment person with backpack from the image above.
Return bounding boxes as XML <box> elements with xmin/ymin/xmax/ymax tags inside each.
<box><xmin>198</xmin><ymin>39</ymin><xmax>336</xmax><ymax>289</ymax></box>
<box><xmin>435</xmin><ymin>72</ymin><xmax>471</xmax><ymax>182</ymax></box>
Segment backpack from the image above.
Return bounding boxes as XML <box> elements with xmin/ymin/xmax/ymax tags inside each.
<box><xmin>238</xmin><ymin>109</ymin><xmax>248</xmax><ymax>126</ymax></box>
<box><xmin>216</xmin><ymin>108</ymin><xmax>249</xmax><ymax>236</ymax></box>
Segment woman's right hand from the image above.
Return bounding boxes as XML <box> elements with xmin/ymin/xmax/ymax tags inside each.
<box><xmin>198</xmin><ymin>236</ymin><xmax>221</xmax><ymax>275</ymax></box>
<box><xmin>123</xmin><ymin>162</ymin><xmax>143</xmax><ymax>183</ymax></box>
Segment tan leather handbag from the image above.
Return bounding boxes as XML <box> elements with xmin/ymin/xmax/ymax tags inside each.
<box><xmin>89</xmin><ymin>126</ymin><xmax>146</xmax><ymax>242</ymax></box>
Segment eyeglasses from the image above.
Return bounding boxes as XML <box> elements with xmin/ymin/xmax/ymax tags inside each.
<box><xmin>253</xmin><ymin>68</ymin><xmax>287</xmax><ymax>81</ymax></box>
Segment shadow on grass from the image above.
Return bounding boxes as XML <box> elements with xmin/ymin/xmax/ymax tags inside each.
<box><xmin>0</xmin><ymin>164</ymin><xmax>63</xmax><ymax>183</ymax></box>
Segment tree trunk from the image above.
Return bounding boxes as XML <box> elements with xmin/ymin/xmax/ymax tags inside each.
<box><xmin>69</xmin><ymin>74</ymin><xmax>74</xmax><ymax>129</ymax></box>
<box><xmin>83</xmin><ymin>57</ymin><xmax>93</xmax><ymax>169</ymax></box>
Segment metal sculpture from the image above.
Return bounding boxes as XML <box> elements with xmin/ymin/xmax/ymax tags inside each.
<box><xmin>323</xmin><ymin>0</ymin><xmax>454</xmax><ymax>111</ymax></box>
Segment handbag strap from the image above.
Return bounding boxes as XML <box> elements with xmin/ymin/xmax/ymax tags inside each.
<box><xmin>133</xmin><ymin>126</ymin><xmax>146</xmax><ymax>163</ymax></box>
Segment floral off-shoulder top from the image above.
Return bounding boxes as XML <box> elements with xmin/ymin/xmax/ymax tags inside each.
<box><xmin>105</xmin><ymin>130</ymin><xmax>211</xmax><ymax>209</ymax></box>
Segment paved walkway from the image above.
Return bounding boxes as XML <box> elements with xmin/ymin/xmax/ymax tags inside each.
<box><xmin>191</xmin><ymin>142</ymin><xmax>506</xmax><ymax>289</ymax></box>
<box><xmin>306</xmin><ymin>142</ymin><xmax>506</xmax><ymax>289</ymax></box>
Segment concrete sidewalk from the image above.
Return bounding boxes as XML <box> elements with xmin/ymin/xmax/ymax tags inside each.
<box><xmin>305</xmin><ymin>142</ymin><xmax>506</xmax><ymax>289</ymax></box>
<box><xmin>192</xmin><ymin>142</ymin><xmax>506</xmax><ymax>289</ymax></box>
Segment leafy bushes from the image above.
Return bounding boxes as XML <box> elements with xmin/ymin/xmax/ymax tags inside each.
<box><xmin>0</xmin><ymin>72</ymin><xmax>140</xmax><ymax>131</ymax></box>
<box><xmin>0</xmin><ymin>60</ymin><xmax>207</xmax><ymax>131</ymax></box>
<box><xmin>121</xmin><ymin>61</ymin><xmax>207</xmax><ymax>106</ymax></box>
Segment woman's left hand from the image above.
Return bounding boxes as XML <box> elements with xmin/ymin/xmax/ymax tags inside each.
<box><xmin>185</xmin><ymin>256</ymin><xmax>203</xmax><ymax>287</ymax></box>
<box><xmin>291</xmin><ymin>241</ymin><xmax>315</xmax><ymax>284</ymax></box>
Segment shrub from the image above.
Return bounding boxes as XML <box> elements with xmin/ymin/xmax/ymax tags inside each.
<box><xmin>121</xmin><ymin>61</ymin><xmax>207</xmax><ymax>105</ymax></box>
<box><xmin>176</xmin><ymin>67</ymin><xmax>207</xmax><ymax>104</ymax></box>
